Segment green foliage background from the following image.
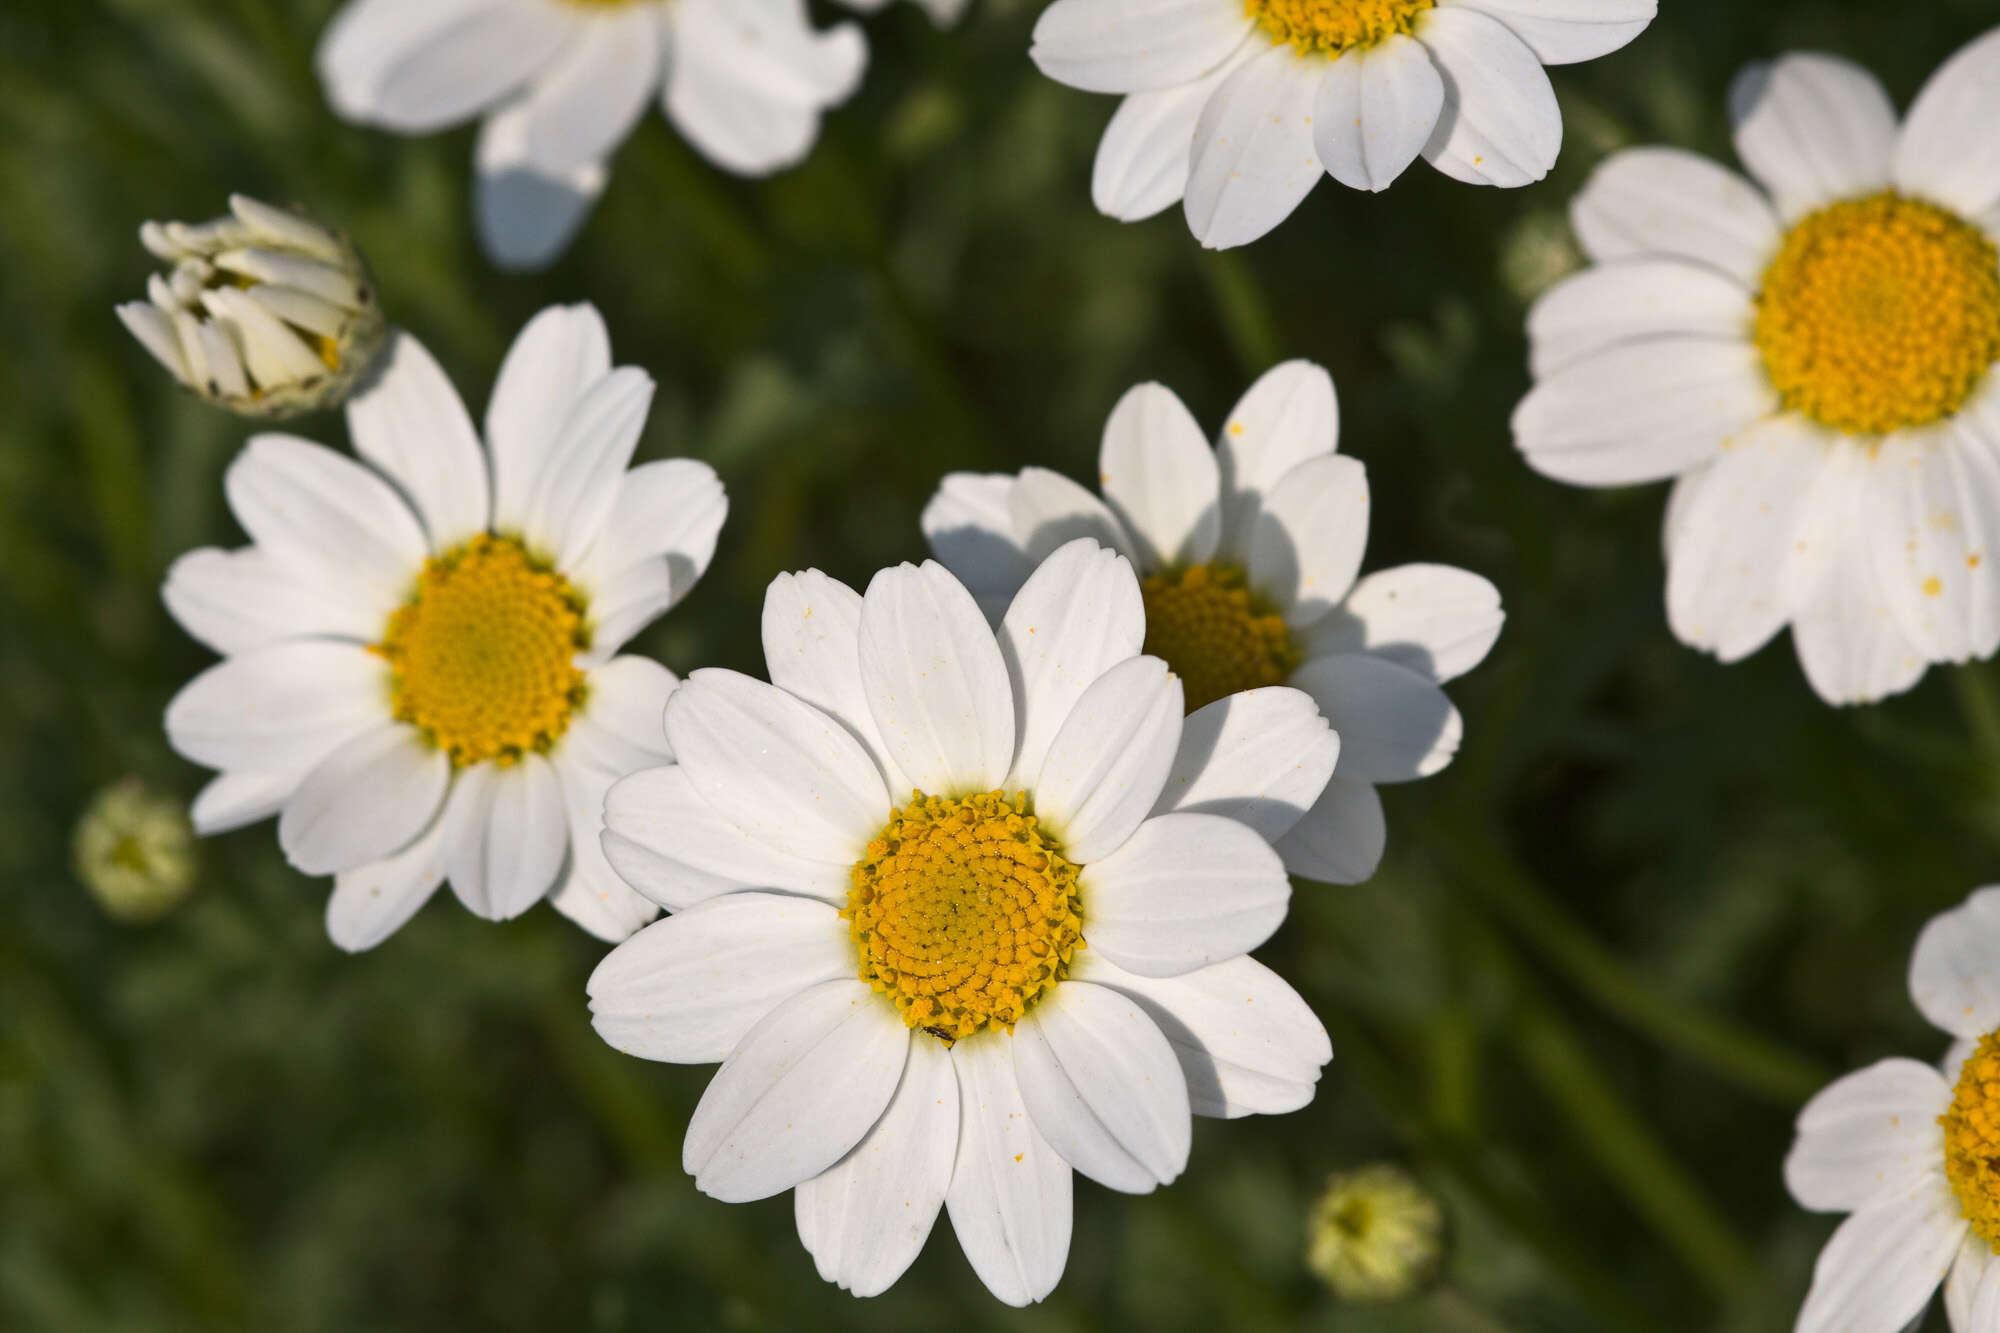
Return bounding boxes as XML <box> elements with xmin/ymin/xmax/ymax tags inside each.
<box><xmin>7</xmin><ymin>1</ymin><xmax>2000</xmax><ymax>1328</ymax></box>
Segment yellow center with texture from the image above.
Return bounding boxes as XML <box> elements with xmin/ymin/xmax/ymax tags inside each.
<box><xmin>844</xmin><ymin>791</ymin><xmax>1084</xmax><ymax>1043</ymax></box>
<box><xmin>1945</xmin><ymin>1031</ymin><xmax>2000</xmax><ymax>1250</ymax></box>
<box><xmin>1141</xmin><ymin>563</ymin><xmax>1301</xmax><ymax>713</ymax></box>
<box><xmin>1245</xmin><ymin>0</ymin><xmax>1435</xmax><ymax>56</ymax></box>
<box><xmin>1755</xmin><ymin>193</ymin><xmax>2000</xmax><ymax>436</ymax></box>
<box><xmin>377</xmin><ymin>535</ymin><xmax>590</xmax><ymax>768</ymax></box>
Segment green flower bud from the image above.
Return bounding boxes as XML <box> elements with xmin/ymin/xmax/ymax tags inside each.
<box><xmin>1306</xmin><ymin>1163</ymin><xmax>1447</xmax><ymax>1303</ymax></box>
<box><xmin>73</xmin><ymin>778</ymin><xmax>197</xmax><ymax>923</ymax></box>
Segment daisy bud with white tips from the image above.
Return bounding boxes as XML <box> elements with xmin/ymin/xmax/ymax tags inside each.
<box><xmin>116</xmin><ymin>195</ymin><xmax>386</xmax><ymax>420</ymax></box>
<box><xmin>1307</xmin><ymin>1164</ymin><xmax>1447</xmax><ymax>1303</ymax></box>
<box><xmin>589</xmin><ymin>540</ymin><xmax>1335</xmax><ymax>1304</ymax></box>
<box><xmin>73</xmin><ymin>777</ymin><xmax>199</xmax><ymax>924</ymax></box>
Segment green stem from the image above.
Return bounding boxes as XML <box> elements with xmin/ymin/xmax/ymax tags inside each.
<box><xmin>1437</xmin><ymin>824</ymin><xmax>1831</xmax><ymax>1106</ymax></box>
<box><xmin>1201</xmin><ymin>249</ymin><xmax>1284</xmax><ymax>376</ymax></box>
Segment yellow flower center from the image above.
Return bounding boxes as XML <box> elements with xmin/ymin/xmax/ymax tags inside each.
<box><xmin>844</xmin><ymin>790</ymin><xmax>1084</xmax><ymax>1043</ymax></box>
<box><xmin>1245</xmin><ymin>0</ymin><xmax>1435</xmax><ymax>57</ymax></box>
<box><xmin>376</xmin><ymin>534</ymin><xmax>590</xmax><ymax>768</ymax></box>
<box><xmin>1946</xmin><ymin>1030</ymin><xmax>2000</xmax><ymax>1251</ymax></box>
<box><xmin>1140</xmin><ymin>563</ymin><xmax>1300</xmax><ymax>713</ymax></box>
<box><xmin>1755</xmin><ymin>192</ymin><xmax>2000</xmax><ymax>436</ymax></box>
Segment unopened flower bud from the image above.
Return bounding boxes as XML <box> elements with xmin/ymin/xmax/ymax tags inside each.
<box><xmin>115</xmin><ymin>195</ymin><xmax>385</xmax><ymax>419</ymax></box>
<box><xmin>1306</xmin><ymin>1164</ymin><xmax>1447</xmax><ymax>1303</ymax></box>
<box><xmin>73</xmin><ymin>778</ymin><xmax>197</xmax><ymax>923</ymax></box>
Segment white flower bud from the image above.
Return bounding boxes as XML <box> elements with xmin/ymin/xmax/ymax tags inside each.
<box><xmin>116</xmin><ymin>195</ymin><xmax>385</xmax><ymax>419</ymax></box>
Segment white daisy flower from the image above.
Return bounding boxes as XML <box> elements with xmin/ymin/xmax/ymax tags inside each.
<box><xmin>1786</xmin><ymin>885</ymin><xmax>2000</xmax><ymax>1331</ymax></box>
<box><xmin>316</xmin><ymin>0</ymin><xmax>867</xmax><ymax>271</ymax></box>
<box><xmin>589</xmin><ymin>539</ymin><xmax>1335</xmax><ymax>1304</ymax></box>
<box><xmin>1515</xmin><ymin>30</ymin><xmax>2000</xmax><ymax>707</ymax></box>
<box><xmin>162</xmin><ymin>303</ymin><xmax>726</xmax><ymax>950</ymax></box>
<box><xmin>920</xmin><ymin>363</ymin><xmax>1503</xmax><ymax>886</ymax></box>
<box><xmin>1029</xmin><ymin>0</ymin><xmax>1656</xmax><ymax>249</ymax></box>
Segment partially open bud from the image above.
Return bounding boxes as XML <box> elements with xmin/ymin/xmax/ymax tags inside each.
<box><xmin>1306</xmin><ymin>1164</ymin><xmax>1447</xmax><ymax>1303</ymax></box>
<box><xmin>115</xmin><ymin>195</ymin><xmax>386</xmax><ymax>419</ymax></box>
<box><xmin>73</xmin><ymin>777</ymin><xmax>198</xmax><ymax>923</ymax></box>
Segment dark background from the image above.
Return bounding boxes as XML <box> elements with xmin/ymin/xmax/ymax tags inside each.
<box><xmin>6</xmin><ymin>1</ymin><xmax>1998</xmax><ymax>1328</ymax></box>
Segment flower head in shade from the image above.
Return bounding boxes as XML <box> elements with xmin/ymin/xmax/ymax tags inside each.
<box><xmin>317</xmin><ymin>0</ymin><xmax>866</xmax><ymax>271</ymax></box>
<box><xmin>73</xmin><ymin>778</ymin><xmax>199</xmax><ymax>923</ymax></box>
<box><xmin>589</xmin><ymin>539</ymin><xmax>1335</xmax><ymax>1304</ymax></box>
<box><xmin>116</xmin><ymin>195</ymin><xmax>385</xmax><ymax>419</ymax></box>
<box><xmin>1515</xmin><ymin>31</ymin><xmax>2000</xmax><ymax>706</ymax></box>
<box><xmin>1029</xmin><ymin>0</ymin><xmax>1655</xmax><ymax>249</ymax></box>
<box><xmin>1307</xmin><ymin>1163</ymin><xmax>1447</xmax><ymax>1303</ymax></box>
<box><xmin>921</xmin><ymin>363</ymin><xmax>1502</xmax><ymax>887</ymax></box>
<box><xmin>1785</xmin><ymin>886</ymin><xmax>2000</xmax><ymax>1331</ymax></box>
<box><xmin>162</xmin><ymin>303</ymin><xmax>726</xmax><ymax>950</ymax></box>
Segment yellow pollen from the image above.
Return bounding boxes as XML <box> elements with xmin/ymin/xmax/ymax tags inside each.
<box><xmin>1245</xmin><ymin>0</ymin><xmax>1435</xmax><ymax>57</ymax></box>
<box><xmin>1140</xmin><ymin>563</ymin><xmax>1300</xmax><ymax>713</ymax></box>
<box><xmin>375</xmin><ymin>534</ymin><xmax>590</xmax><ymax>768</ymax></box>
<box><xmin>844</xmin><ymin>790</ymin><xmax>1084</xmax><ymax>1043</ymax></box>
<box><xmin>1755</xmin><ymin>192</ymin><xmax>2000</xmax><ymax>436</ymax></box>
<box><xmin>1944</xmin><ymin>1030</ymin><xmax>2000</xmax><ymax>1251</ymax></box>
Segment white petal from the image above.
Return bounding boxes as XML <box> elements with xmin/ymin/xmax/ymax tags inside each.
<box><xmin>552</xmin><ymin>656</ymin><xmax>679</xmax><ymax>801</ymax></box>
<box><xmin>588</xmin><ymin>892</ymin><xmax>853</xmax><ymax>1063</ymax></box>
<box><xmin>1273</xmin><ymin>776</ymin><xmax>1386</xmax><ymax>885</ymax></box>
<box><xmin>1870</xmin><ymin>427</ymin><xmax>2000</xmax><ymax>666</ymax></box>
<box><xmin>1248</xmin><ymin>453</ymin><xmax>1370</xmax><ymax>627</ymax></box>
<box><xmin>1082</xmin><ymin>812</ymin><xmax>1289</xmax><ymax>978</ymax></box>
<box><xmin>581</xmin><ymin>561</ymin><xmax>678</xmax><ymax>662</ymax></box>
<box><xmin>664</xmin><ymin>669</ymin><xmax>890</xmax><ymax>862</ymax></box>
<box><xmin>326</xmin><ymin>812</ymin><xmax>449</xmax><ymax>952</ymax></box>
<box><xmin>795</xmin><ymin>1035</ymin><xmax>958</xmax><ymax>1298</ymax></box>
<box><xmin>1097</xmin><ymin>383</ymin><xmax>1222</xmax><ymax>569</ymax></box>
<box><xmin>602</xmin><ymin>764</ymin><xmax>852</xmax><ymax>911</ymax></box>
<box><xmin>683</xmin><ymin>978</ymin><xmax>908</xmax><ymax>1203</ymax></box>
<box><xmin>1784</xmin><ymin>1058</ymin><xmax>1953</xmax><ymax>1213</ymax></box>
<box><xmin>520</xmin><ymin>366</ymin><xmax>654</xmax><ymax>570</ymax></box>
<box><xmin>1033</xmin><ymin>655</ymin><xmax>1183</xmax><ymax>865</ymax></box>
<box><xmin>316</xmin><ymin>0</ymin><xmax>510</xmax><ymax>120</ymax></box>
<box><xmin>1150</xmin><ymin>686</ymin><xmax>1339</xmax><ymax>843</ymax></box>
<box><xmin>1184</xmin><ymin>44</ymin><xmax>1325</xmax><ymax>250</ymax></box>
<box><xmin>546</xmin><ymin>753</ymin><xmax>663</xmax><ymax>942</ymax></box>
<box><xmin>278</xmin><ymin>723</ymin><xmax>450</xmax><ymax>876</ymax></box>
<box><xmin>1945</xmin><ymin>1232</ymin><xmax>2000</xmax><ymax>1333</ymax></box>
<box><xmin>1795</xmin><ymin>1174</ymin><xmax>1964</xmax><ymax>1333</ymax></box>
<box><xmin>761</xmin><ymin>570</ymin><xmax>909</xmax><ymax>793</ymax></box>
<box><xmin>858</xmin><ymin>561</ymin><xmax>1015</xmax><ymax>797</ymax></box>
<box><xmin>224</xmin><ymin>434</ymin><xmax>426</xmax><ymax>624</ymax></box>
<box><xmin>1008</xmin><ymin>467</ymin><xmax>1134</xmax><ymax>563</ymax></box>
<box><xmin>1029</xmin><ymin>0</ymin><xmax>1253</xmax><ymax>95</ymax></box>
<box><xmin>190</xmin><ymin>770</ymin><xmax>297</xmax><ymax>836</ymax></box>
<box><xmin>486</xmin><ymin>304</ymin><xmax>611</xmax><ymax>531</ymax></box>
<box><xmin>1910</xmin><ymin>885</ymin><xmax>2000</xmax><ymax>1040</ymax></box>
<box><xmin>1727</xmin><ymin>54</ymin><xmax>1896</xmax><ymax>223</ymax></box>
<box><xmin>518</xmin><ymin>6</ymin><xmax>662</xmax><ymax>176</ymax></box>
<box><xmin>1070</xmin><ymin>951</ymin><xmax>1331</xmax><ymax>1118</ymax></box>
<box><xmin>369</xmin><ymin>0</ymin><xmax>570</xmax><ymax>133</ymax></box>
<box><xmin>344</xmin><ymin>331</ymin><xmax>490</xmax><ymax>552</ymax></box>
<box><xmin>1092</xmin><ymin>43</ymin><xmax>1257</xmax><ymax>222</ymax></box>
<box><xmin>1292</xmin><ymin>653</ymin><xmax>1461</xmax><ymax>784</ymax></box>
<box><xmin>1417</xmin><ymin>7</ymin><xmax>1561</xmax><ymax>188</ymax></box>
<box><xmin>162</xmin><ymin>546</ymin><xmax>368</xmax><ymax>653</ymax></box>
<box><xmin>475</xmin><ymin>102</ymin><xmax>609</xmax><ymax>272</ymax></box>
<box><xmin>1442</xmin><ymin>0</ymin><xmax>1654</xmax><ymax>65</ymax></box>
<box><xmin>1894</xmin><ymin>27</ymin><xmax>2000</xmax><ymax>220</ymax></box>
<box><xmin>1215</xmin><ymin>360</ymin><xmax>1339</xmax><ymax>556</ymax></box>
<box><xmin>664</xmin><ymin>0</ymin><xmax>866</xmax><ymax>177</ymax></box>
<box><xmin>1302</xmin><ymin>563</ymin><xmax>1505</xmax><ymax>684</ymax></box>
<box><xmin>922</xmin><ymin>472</ymin><xmax>1035</xmax><ymax>616</ymax></box>
<box><xmin>442</xmin><ymin>753</ymin><xmax>567</xmax><ymax>921</ymax></box>
<box><xmin>1313</xmin><ymin>34</ymin><xmax>1443</xmax><ymax>193</ymax></box>
<box><xmin>1525</xmin><ymin>258</ymin><xmax>1751</xmax><ymax>379</ymax></box>
<box><xmin>116</xmin><ymin>302</ymin><xmax>189</xmax><ymax>383</ymax></box>
<box><xmin>944</xmin><ymin>1034</ymin><xmax>1073</xmax><ymax>1308</ymax></box>
<box><xmin>1569</xmin><ymin>147</ymin><xmax>1782</xmax><ymax>283</ymax></box>
<box><xmin>1512</xmin><ymin>338</ymin><xmax>1775</xmax><ymax>487</ymax></box>
<box><xmin>164</xmin><ymin>640</ymin><xmax>386</xmax><ymax>775</ymax></box>
<box><xmin>573</xmin><ymin>458</ymin><xmax>727</xmax><ymax>599</ymax></box>
<box><xmin>1013</xmin><ymin>981</ymin><xmax>1190</xmax><ymax>1194</ymax></box>
<box><xmin>997</xmin><ymin>538</ymin><xmax>1146</xmax><ymax>789</ymax></box>
<box><xmin>1663</xmin><ymin>413</ymin><xmax>1824</xmax><ymax>664</ymax></box>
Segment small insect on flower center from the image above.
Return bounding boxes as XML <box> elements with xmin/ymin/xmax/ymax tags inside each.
<box><xmin>376</xmin><ymin>534</ymin><xmax>590</xmax><ymax>768</ymax></box>
<box><xmin>1755</xmin><ymin>192</ymin><xmax>2000</xmax><ymax>436</ymax></box>
<box><xmin>1140</xmin><ymin>563</ymin><xmax>1301</xmax><ymax>713</ymax></box>
<box><xmin>1245</xmin><ymin>0</ymin><xmax>1436</xmax><ymax>57</ymax></box>
<box><xmin>1945</xmin><ymin>1030</ymin><xmax>2000</xmax><ymax>1251</ymax></box>
<box><xmin>844</xmin><ymin>790</ymin><xmax>1084</xmax><ymax>1043</ymax></box>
